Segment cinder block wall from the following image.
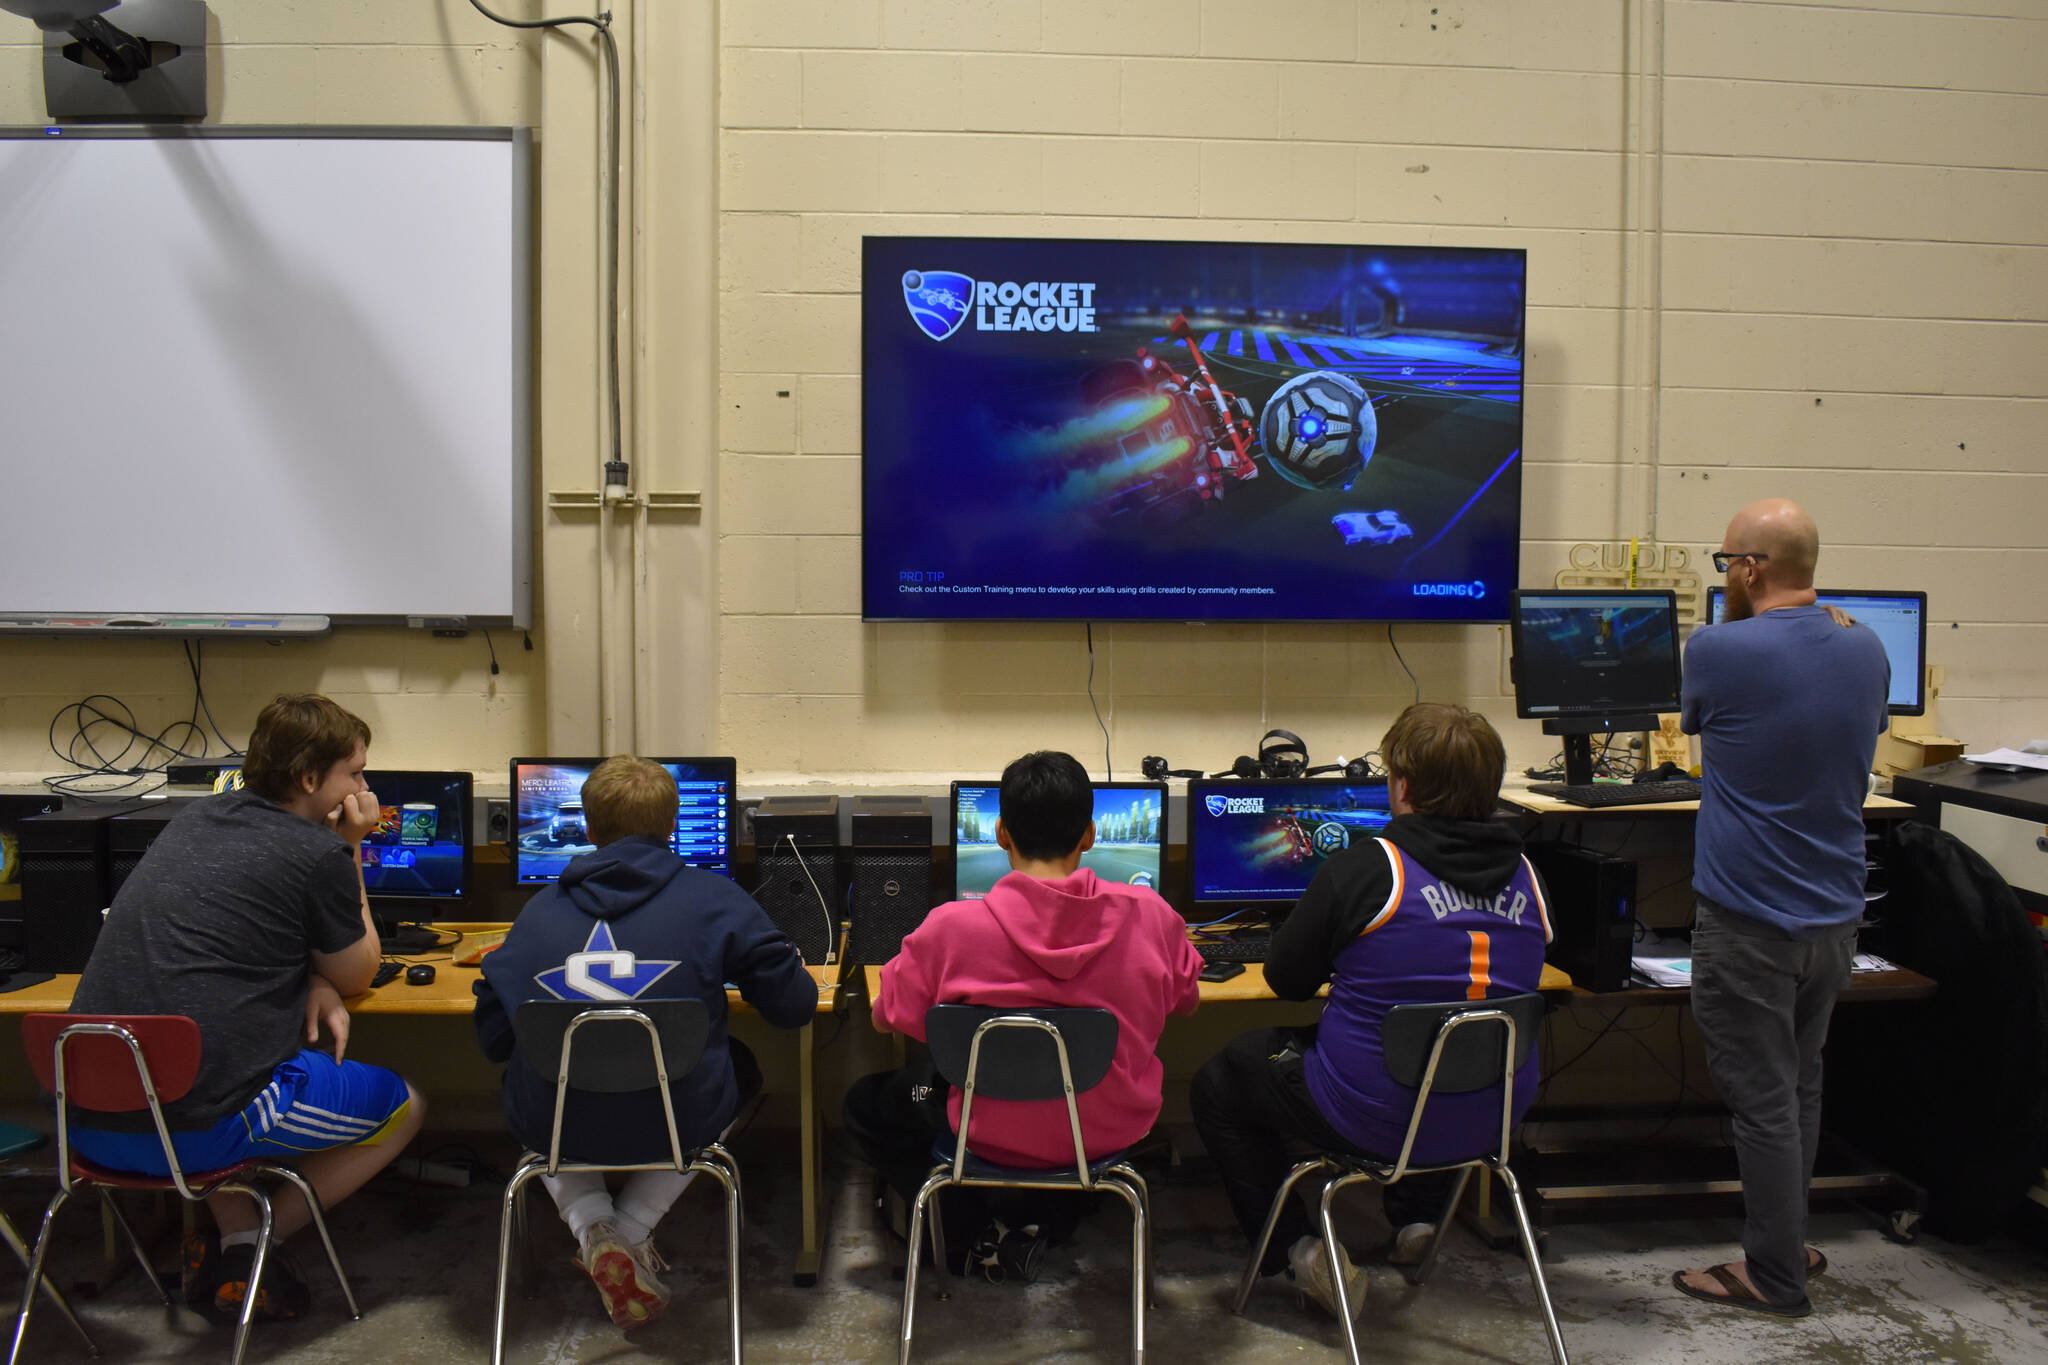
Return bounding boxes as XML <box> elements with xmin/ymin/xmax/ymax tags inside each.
<box><xmin>0</xmin><ymin>1</ymin><xmax>2040</xmax><ymax>787</ymax></box>
<box><xmin>716</xmin><ymin>0</ymin><xmax>2047</xmax><ymax>782</ymax></box>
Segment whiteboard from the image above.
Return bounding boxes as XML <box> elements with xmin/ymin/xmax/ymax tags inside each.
<box><xmin>0</xmin><ymin>128</ymin><xmax>531</xmax><ymax>625</ymax></box>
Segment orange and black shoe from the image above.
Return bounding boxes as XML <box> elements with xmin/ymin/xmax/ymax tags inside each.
<box><xmin>180</xmin><ymin>1228</ymin><xmax>220</xmax><ymax>1306</ymax></box>
<box><xmin>212</xmin><ymin>1244</ymin><xmax>309</xmax><ymax>1322</ymax></box>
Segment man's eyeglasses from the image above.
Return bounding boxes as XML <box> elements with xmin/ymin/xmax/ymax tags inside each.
<box><xmin>1711</xmin><ymin>551</ymin><xmax>1770</xmax><ymax>573</ymax></box>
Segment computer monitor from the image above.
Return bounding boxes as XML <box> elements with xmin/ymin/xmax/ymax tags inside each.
<box><xmin>950</xmin><ymin>780</ymin><xmax>1165</xmax><ymax>901</ymax></box>
<box><xmin>1186</xmin><ymin>778</ymin><xmax>1393</xmax><ymax>914</ymax></box>
<box><xmin>512</xmin><ymin>757</ymin><xmax>737</xmax><ymax>885</ymax></box>
<box><xmin>359</xmin><ymin>770</ymin><xmax>472</xmax><ymax>904</ymax></box>
<box><xmin>1704</xmin><ymin>587</ymin><xmax>1926</xmax><ymax>716</ymax></box>
<box><xmin>1510</xmin><ymin>588</ymin><xmax>1683</xmax><ymax>785</ymax></box>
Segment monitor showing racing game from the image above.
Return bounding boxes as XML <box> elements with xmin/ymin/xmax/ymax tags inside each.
<box><xmin>1706</xmin><ymin>587</ymin><xmax>1926</xmax><ymax>715</ymax></box>
<box><xmin>1186</xmin><ymin>778</ymin><xmax>1393</xmax><ymax>911</ymax></box>
<box><xmin>950</xmin><ymin>780</ymin><xmax>1166</xmax><ymax>901</ymax></box>
<box><xmin>358</xmin><ymin>770</ymin><xmax>472</xmax><ymax>907</ymax></box>
<box><xmin>512</xmin><ymin>757</ymin><xmax>736</xmax><ymax>884</ymax></box>
<box><xmin>864</xmin><ymin>237</ymin><xmax>1526</xmax><ymax>622</ymax></box>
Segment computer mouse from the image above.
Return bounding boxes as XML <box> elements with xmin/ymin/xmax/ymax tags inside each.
<box><xmin>405</xmin><ymin>964</ymin><xmax>436</xmax><ymax>986</ymax></box>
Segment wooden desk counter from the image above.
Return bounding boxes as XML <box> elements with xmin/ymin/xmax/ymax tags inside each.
<box><xmin>0</xmin><ymin>925</ymin><xmax>841</xmax><ymax>1019</ymax></box>
<box><xmin>858</xmin><ymin>960</ymin><xmax>1574</xmax><ymax>1020</ymax></box>
<box><xmin>1499</xmin><ymin>783</ymin><xmax>1915</xmax><ymax>819</ymax></box>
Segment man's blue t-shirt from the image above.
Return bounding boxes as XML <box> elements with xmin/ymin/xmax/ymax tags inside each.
<box><xmin>1681</xmin><ymin>604</ymin><xmax>1890</xmax><ymax>938</ymax></box>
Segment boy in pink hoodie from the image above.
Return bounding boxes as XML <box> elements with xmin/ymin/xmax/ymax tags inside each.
<box><xmin>844</xmin><ymin>750</ymin><xmax>1203</xmax><ymax>1274</ymax></box>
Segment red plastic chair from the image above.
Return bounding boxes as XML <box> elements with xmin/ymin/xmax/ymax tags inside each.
<box><xmin>9</xmin><ymin>1015</ymin><xmax>360</xmax><ymax>1365</ymax></box>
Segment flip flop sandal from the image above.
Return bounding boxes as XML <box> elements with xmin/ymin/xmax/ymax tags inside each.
<box><xmin>1807</xmin><ymin>1247</ymin><xmax>1828</xmax><ymax>1277</ymax></box>
<box><xmin>1672</xmin><ymin>1264</ymin><xmax>1812</xmax><ymax>1318</ymax></box>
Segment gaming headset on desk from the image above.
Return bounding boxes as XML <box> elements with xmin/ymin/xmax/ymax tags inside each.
<box><xmin>1142</xmin><ymin>730</ymin><xmax>1378</xmax><ymax>783</ymax></box>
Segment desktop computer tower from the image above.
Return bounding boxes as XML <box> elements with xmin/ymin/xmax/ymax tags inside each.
<box><xmin>1526</xmin><ymin>842</ymin><xmax>1636</xmax><ymax>993</ymax></box>
<box><xmin>847</xmin><ymin>796</ymin><xmax>934</xmax><ymax>964</ymax></box>
<box><xmin>108</xmin><ymin>802</ymin><xmax>193</xmax><ymax>899</ymax></box>
<box><xmin>752</xmin><ymin>796</ymin><xmax>839</xmax><ymax>965</ymax></box>
<box><xmin>0</xmin><ymin>794</ymin><xmax>61</xmax><ymax>952</ymax></box>
<box><xmin>18</xmin><ymin>799</ymin><xmax>150</xmax><ymax>973</ymax></box>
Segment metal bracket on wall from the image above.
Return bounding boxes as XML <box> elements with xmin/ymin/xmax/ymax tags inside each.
<box><xmin>545</xmin><ymin>490</ymin><xmax>703</xmax><ymax>513</ymax></box>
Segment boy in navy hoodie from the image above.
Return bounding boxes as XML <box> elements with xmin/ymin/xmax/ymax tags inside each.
<box><xmin>473</xmin><ymin>755</ymin><xmax>817</xmax><ymax>1329</ymax></box>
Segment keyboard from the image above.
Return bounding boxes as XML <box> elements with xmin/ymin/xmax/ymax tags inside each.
<box><xmin>0</xmin><ymin>948</ymin><xmax>22</xmax><ymax>975</ymax></box>
<box><xmin>1527</xmin><ymin>780</ymin><xmax>1702</xmax><ymax>809</ymax></box>
<box><xmin>370</xmin><ymin>961</ymin><xmax>403</xmax><ymax>989</ymax></box>
<box><xmin>1194</xmin><ymin>930</ymin><xmax>1272</xmax><ymax>964</ymax></box>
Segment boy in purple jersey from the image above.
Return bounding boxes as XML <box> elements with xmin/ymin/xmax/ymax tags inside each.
<box><xmin>1191</xmin><ymin>703</ymin><xmax>1550</xmax><ymax>1320</ymax></box>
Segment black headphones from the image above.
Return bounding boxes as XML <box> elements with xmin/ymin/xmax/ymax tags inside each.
<box><xmin>1209</xmin><ymin>729</ymin><xmax>1311</xmax><ymax>780</ymax></box>
<box><xmin>1256</xmin><ymin>729</ymin><xmax>1310</xmax><ymax>779</ymax></box>
<box><xmin>1305</xmin><ymin>755</ymin><xmax>1378</xmax><ymax>781</ymax></box>
<box><xmin>1140</xmin><ymin>755</ymin><xmax>1205</xmax><ymax>781</ymax></box>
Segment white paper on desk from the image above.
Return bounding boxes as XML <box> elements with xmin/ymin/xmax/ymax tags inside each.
<box><xmin>1851</xmin><ymin>954</ymin><xmax>1897</xmax><ymax>973</ymax></box>
<box><xmin>1631</xmin><ymin>953</ymin><xmax>1695</xmax><ymax>988</ymax></box>
<box><xmin>1962</xmin><ymin>748</ymin><xmax>2048</xmax><ymax>772</ymax></box>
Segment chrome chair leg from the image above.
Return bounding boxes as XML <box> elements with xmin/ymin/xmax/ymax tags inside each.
<box><xmin>693</xmin><ymin>1157</ymin><xmax>744</xmax><ymax>1365</ymax></box>
<box><xmin>1406</xmin><ymin>1164</ymin><xmax>1474</xmax><ymax>1287</ymax></box>
<box><xmin>96</xmin><ymin>1192</ymin><xmax>169</xmax><ymax>1307</ymax></box>
<box><xmin>1231</xmin><ymin>1158</ymin><xmax>1329</xmax><ymax>1314</ymax></box>
<box><xmin>8</xmin><ymin>1187</ymin><xmax>78</xmax><ymax>1365</ymax></box>
<box><xmin>0</xmin><ymin>1207</ymin><xmax>95</xmax><ymax>1357</ymax></box>
<box><xmin>899</xmin><ymin>1169</ymin><xmax>952</xmax><ymax>1365</ymax></box>
<box><xmin>1112</xmin><ymin>1164</ymin><xmax>1155</xmax><ymax>1309</ymax></box>
<box><xmin>223</xmin><ymin>1184</ymin><xmax>272</xmax><ymax>1365</ymax></box>
<box><xmin>492</xmin><ymin>1159</ymin><xmax>546</xmax><ymax>1365</ymax></box>
<box><xmin>1495</xmin><ymin>1163</ymin><xmax>1570</xmax><ymax>1365</ymax></box>
<box><xmin>1319</xmin><ymin>1174</ymin><xmax>1366</xmax><ymax>1365</ymax></box>
<box><xmin>266</xmin><ymin>1165</ymin><xmax>358</xmax><ymax>1319</ymax></box>
<box><xmin>1096</xmin><ymin>1174</ymin><xmax>1147</xmax><ymax>1365</ymax></box>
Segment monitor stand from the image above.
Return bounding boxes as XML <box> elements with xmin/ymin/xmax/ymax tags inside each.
<box><xmin>1544</xmin><ymin>715</ymin><xmax>1663</xmax><ymax>787</ymax></box>
<box><xmin>373</xmin><ymin>909</ymin><xmax>442</xmax><ymax>956</ymax></box>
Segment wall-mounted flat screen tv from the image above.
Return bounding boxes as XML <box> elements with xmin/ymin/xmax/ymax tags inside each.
<box><xmin>863</xmin><ymin>237</ymin><xmax>1526</xmax><ymax>622</ymax></box>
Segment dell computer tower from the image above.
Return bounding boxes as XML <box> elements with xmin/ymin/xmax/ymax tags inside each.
<box><xmin>847</xmin><ymin>796</ymin><xmax>935</xmax><ymax>964</ymax></box>
<box><xmin>18</xmin><ymin>799</ymin><xmax>149</xmax><ymax>972</ymax></box>
<box><xmin>1526</xmin><ymin>842</ymin><xmax>1637</xmax><ymax>993</ymax></box>
<box><xmin>752</xmin><ymin>796</ymin><xmax>839</xmax><ymax>965</ymax></box>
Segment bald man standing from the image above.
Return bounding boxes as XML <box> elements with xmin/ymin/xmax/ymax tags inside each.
<box><xmin>1673</xmin><ymin>499</ymin><xmax>1890</xmax><ymax>1318</ymax></box>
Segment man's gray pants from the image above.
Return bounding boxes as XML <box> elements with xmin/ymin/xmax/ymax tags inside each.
<box><xmin>1690</xmin><ymin>894</ymin><xmax>1858</xmax><ymax>1308</ymax></box>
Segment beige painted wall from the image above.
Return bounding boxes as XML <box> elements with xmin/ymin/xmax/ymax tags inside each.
<box><xmin>1</xmin><ymin>1</ymin><xmax>2042</xmax><ymax>791</ymax></box>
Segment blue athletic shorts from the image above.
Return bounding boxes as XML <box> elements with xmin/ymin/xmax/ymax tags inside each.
<box><xmin>69</xmin><ymin>1049</ymin><xmax>413</xmax><ymax>1176</ymax></box>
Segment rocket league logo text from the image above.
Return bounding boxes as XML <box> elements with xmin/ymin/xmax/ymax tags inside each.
<box><xmin>902</xmin><ymin>269</ymin><xmax>1101</xmax><ymax>341</ymax></box>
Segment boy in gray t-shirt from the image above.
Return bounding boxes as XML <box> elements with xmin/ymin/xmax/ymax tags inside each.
<box><xmin>69</xmin><ymin>694</ymin><xmax>425</xmax><ymax>1321</ymax></box>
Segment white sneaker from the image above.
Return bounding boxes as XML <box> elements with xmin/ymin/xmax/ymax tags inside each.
<box><xmin>1389</xmin><ymin>1221</ymin><xmax>1437</xmax><ymax>1267</ymax></box>
<box><xmin>577</xmin><ymin>1219</ymin><xmax>671</xmax><ymax>1329</ymax></box>
<box><xmin>1288</xmin><ymin>1235</ymin><xmax>1366</xmax><ymax>1320</ymax></box>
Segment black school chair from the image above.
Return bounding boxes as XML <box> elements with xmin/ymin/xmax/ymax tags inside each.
<box><xmin>1228</xmin><ymin>992</ymin><xmax>1568</xmax><ymax>1365</ymax></box>
<box><xmin>900</xmin><ymin>1005</ymin><xmax>1151</xmax><ymax>1365</ymax></box>
<box><xmin>490</xmin><ymin>1000</ymin><xmax>743</xmax><ymax>1365</ymax></box>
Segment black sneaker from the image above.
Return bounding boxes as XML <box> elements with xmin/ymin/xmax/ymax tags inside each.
<box><xmin>212</xmin><ymin>1244</ymin><xmax>309</xmax><ymax>1322</ymax></box>
<box><xmin>180</xmin><ymin>1227</ymin><xmax>220</xmax><ymax>1306</ymax></box>
<box><xmin>965</xmin><ymin>1219</ymin><xmax>1045</xmax><ymax>1284</ymax></box>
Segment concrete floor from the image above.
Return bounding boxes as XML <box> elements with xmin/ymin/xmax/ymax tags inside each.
<box><xmin>4</xmin><ymin>1130</ymin><xmax>2046</xmax><ymax>1364</ymax></box>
